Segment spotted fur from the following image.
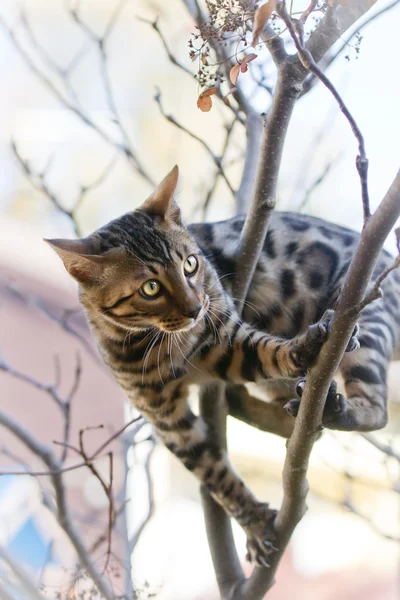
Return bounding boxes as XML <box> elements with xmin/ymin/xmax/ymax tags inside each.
<box><xmin>47</xmin><ymin>167</ymin><xmax>397</xmax><ymax>564</ymax></box>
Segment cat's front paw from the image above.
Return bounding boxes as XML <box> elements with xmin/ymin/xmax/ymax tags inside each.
<box><xmin>243</xmin><ymin>503</ymin><xmax>278</xmax><ymax>567</ymax></box>
<box><xmin>288</xmin><ymin>309</ymin><xmax>333</xmax><ymax>375</ymax></box>
<box><xmin>288</xmin><ymin>311</ymin><xmax>359</xmax><ymax>376</ymax></box>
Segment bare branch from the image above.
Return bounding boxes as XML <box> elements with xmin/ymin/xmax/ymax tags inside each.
<box><xmin>5</xmin><ymin>284</ymin><xmax>102</xmax><ymax>366</ymax></box>
<box><xmin>276</xmin><ymin>0</ymin><xmax>370</xmax><ymax>224</ymax></box>
<box><xmin>137</xmin><ymin>16</ymin><xmax>194</xmax><ymax>78</ymax></box>
<box><xmin>351</xmin><ymin>254</ymin><xmax>400</xmax><ymax>315</ymax></box>
<box><xmin>200</xmin><ymin>383</ymin><xmax>245</xmax><ymax>597</ymax></box>
<box><xmin>361</xmin><ymin>432</ymin><xmax>400</xmax><ymax>463</ymax></box>
<box><xmin>12</xmin><ymin>140</ymin><xmax>81</xmax><ymax>235</ymax></box>
<box><xmin>154</xmin><ymin>88</ymin><xmax>236</xmax><ymax>199</ymax></box>
<box><xmin>0</xmin><ymin>546</ymin><xmax>46</xmax><ymax>600</ymax></box>
<box><xmin>234</xmin><ymin>63</ymin><xmax>301</xmax><ymax>309</ymax></box>
<box><xmin>238</xmin><ymin>167</ymin><xmax>400</xmax><ymax>600</ymax></box>
<box><xmin>0</xmin><ymin>410</ymin><xmax>115</xmax><ymax>600</ymax></box>
<box><xmin>302</xmin><ymin>0</ymin><xmax>400</xmax><ymax>95</ymax></box>
<box><xmin>129</xmin><ymin>440</ymin><xmax>156</xmax><ymax>552</ymax></box>
<box><xmin>0</xmin><ymin>10</ymin><xmax>154</xmax><ymax>186</ymax></box>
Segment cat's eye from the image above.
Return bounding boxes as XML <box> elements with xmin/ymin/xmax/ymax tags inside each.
<box><xmin>141</xmin><ymin>280</ymin><xmax>161</xmax><ymax>298</ymax></box>
<box><xmin>184</xmin><ymin>255</ymin><xmax>198</xmax><ymax>276</ymax></box>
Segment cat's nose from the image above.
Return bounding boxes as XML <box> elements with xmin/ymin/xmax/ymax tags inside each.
<box><xmin>182</xmin><ymin>303</ymin><xmax>202</xmax><ymax>319</ymax></box>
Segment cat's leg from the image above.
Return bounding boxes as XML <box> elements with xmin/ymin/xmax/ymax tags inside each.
<box><xmin>132</xmin><ymin>380</ymin><xmax>277</xmax><ymax>566</ymax></box>
<box><xmin>205</xmin><ymin>309</ymin><xmax>359</xmax><ymax>383</ymax></box>
<box><xmin>286</xmin><ymin>303</ymin><xmax>394</xmax><ymax>432</ymax></box>
<box><xmin>227</xmin><ymin>383</ymin><xmax>295</xmax><ymax>438</ymax></box>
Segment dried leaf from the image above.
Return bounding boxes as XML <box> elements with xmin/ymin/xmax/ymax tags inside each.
<box><xmin>252</xmin><ymin>1</ymin><xmax>276</xmax><ymax>47</ymax></box>
<box><xmin>197</xmin><ymin>95</ymin><xmax>212</xmax><ymax>112</ymax></box>
<box><xmin>200</xmin><ymin>87</ymin><xmax>217</xmax><ymax>97</ymax></box>
<box><xmin>230</xmin><ymin>63</ymin><xmax>241</xmax><ymax>85</ymax></box>
<box><xmin>201</xmin><ymin>54</ymin><xmax>208</xmax><ymax>65</ymax></box>
<box><xmin>241</xmin><ymin>52</ymin><xmax>258</xmax><ymax>65</ymax></box>
<box><xmin>197</xmin><ymin>88</ymin><xmax>216</xmax><ymax>112</ymax></box>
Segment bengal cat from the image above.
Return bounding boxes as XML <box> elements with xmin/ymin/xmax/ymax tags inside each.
<box><xmin>47</xmin><ymin>166</ymin><xmax>398</xmax><ymax>566</ymax></box>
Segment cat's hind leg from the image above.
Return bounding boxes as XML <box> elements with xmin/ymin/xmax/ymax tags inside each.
<box><xmin>288</xmin><ymin>303</ymin><xmax>395</xmax><ymax>432</ymax></box>
<box><xmin>136</xmin><ymin>380</ymin><xmax>278</xmax><ymax>565</ymax></box>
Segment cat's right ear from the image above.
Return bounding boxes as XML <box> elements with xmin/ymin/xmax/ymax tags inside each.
<box><xmin>139</xmin><ymin>165</ymin><xmax>181</xmax><ymax>223</ymax></box>
<box><xmin>44</xmin><ymin>238</ymin><xmax>117</xmax><ymax>284</ymax></box>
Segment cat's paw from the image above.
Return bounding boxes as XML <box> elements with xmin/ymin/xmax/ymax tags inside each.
<box><xmin>284</xmin><ymin>379</ymin><xmax>346</xmax><ymax>423</ymax></box>
<box><xmin>243</xmin><ymin>503</ymin><xmax>278</xmax><ymax>567</ymax></box>
<box><xmin>288</xmin><ymin>311</ymin><xmax>359</xmax><ymax>376</ymax></box>
<box><xmin>345</xmin><ymin>322</ymin><xmax>360</xmax><ymax>352</ymax></box>
<box><xmin>288</xmin><ymin>309</ymin><xmax>333</xmax><ymax>375</ymax></box>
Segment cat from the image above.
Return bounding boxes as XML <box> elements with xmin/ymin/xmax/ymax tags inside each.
<box><xmin>46</xmin><ymin>165</ymin><xmax>398</xmax><ymax>565</ymax></box>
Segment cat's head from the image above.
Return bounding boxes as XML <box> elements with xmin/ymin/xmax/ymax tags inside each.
<box><xmin>46</xmin><ymin>166</ymin><xmax>210</xmax><ymax>333</ymax></box>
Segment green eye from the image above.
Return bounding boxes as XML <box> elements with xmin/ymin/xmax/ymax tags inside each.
<box><xmin>141</xmin><ymin>280</ymin><xmax>161</xmax><ymax>298</ymax></box>
<box><xmin>184</xmin><ymin>255</ymin><xmax>198</xmax><ymax>275</ymax></box>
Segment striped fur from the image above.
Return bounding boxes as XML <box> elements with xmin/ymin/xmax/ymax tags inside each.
<box><xmin>48</xmin><ymin>168</ymin><xmax>399</xmax><ymax>564</ymax></box>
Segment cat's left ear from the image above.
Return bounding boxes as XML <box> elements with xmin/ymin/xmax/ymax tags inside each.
<box><xmin>139</xmin><ymin>165</ymin><xmax>181</xmax><ymax>224</ymax></box>
<box><xmin>44</xmin><ymin>237</ymin><xmax>122</xmax><ymax>284</ymax></box>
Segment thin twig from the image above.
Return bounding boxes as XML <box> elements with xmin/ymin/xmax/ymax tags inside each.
<box><xmin>276</xmin><ymin>0</ymin><xmax>371</xmax><ymax>225</ymax></box>
<box><xmin>0</xmin><ymin>410</ymin><xmax>115</xmax><ymax>600</ymax></box>
<box><xmin>154</xmin><ymin>88</ymin><xmax>236</xmax><ymax>199</ymax></box>
<box><xmin>129</xmin><ymin>440</ymin><xmax>156</xmax><ymax>551</ymax></box>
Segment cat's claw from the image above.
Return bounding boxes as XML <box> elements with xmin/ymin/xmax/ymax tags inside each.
<box><xmin>345</xmin><ymin>322</ymin><xmax>360</xmax><ymax>352</ymax></box>
<box><xmin>285</xmin><ymin>378</ymin><xmax>346</xmax><ymax>423</ymax></box>
<box><xmin>289</xmin><ymin>309</ymin><xmax>333</xmax><ymax>374</ymax></box>
<box><xmin>243</xmin><ymin>503</ymin><xmax>278</xmax><ymax>567</ymax></box>
<box><xmin>289</xmin><ymin>310</ymin><xmax>359</xmax><ymax>376</ymax></box>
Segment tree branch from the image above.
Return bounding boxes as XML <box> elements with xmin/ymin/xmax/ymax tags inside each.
<box><xmin>238</xmin><ymin>168</ymin><xmax>400</xmax><ymax>599</ymax></box>
<box><xmin>276</xmin><ymin>1</ymin><xmax>370</xmax><ymax>224</ymax></box>
<box><xmin>0</xmin><ymin>410</ymin><xmax>115</xmax><ymax>600</ymax></box>
<box><xmin>154</xmin><ymin>87</ymin><xmax>236</xmax><ymax>200</ymax></box>
<box><xmin>234</xmin><ymin>63</ymin><xmax>302</xmax><ymax>309</ymax></box>
<box><xmin>0</xmin><ymin>546</ymin><xmax>47</xmax><ymax>600</ymax></box>
<box><xmin>0</xmin><ymin>8</ymin><xmax>154</xmax><ymax>186</ymax></box>
<box><xmin>200</xmin><ymin>384</ymin><xmax>245</xmax><ymax>598</ymax></box>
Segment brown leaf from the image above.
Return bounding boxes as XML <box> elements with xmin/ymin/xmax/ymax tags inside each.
<box><xmin>200</xmin><ymin>87</ymin><xmax>217</xmax><ymax>97</ymax></box>
<box><xmin>197</xmin><ymin>95</ymin><xmax>212</xmax><ymax>112</ymax></box>
<box><xmin>230</xmin><ymin>64</ymin><xmax>241</xmax><ymax>85</ymax></box>
<box><xmin>241</xmin><ymin>52</ymin><xmax>258</xmax><ymax>65</ymax></box>
<box><xmin>197</xmin><ymin>88</ymin><xmax>217</xmax><ymax>112</ymax></box>
<box><xmin>252</xmin><ymin>1</ymin><xmax>276</xmax><ymax>47</ymax></box>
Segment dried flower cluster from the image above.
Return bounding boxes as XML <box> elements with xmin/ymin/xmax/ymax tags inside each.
<box><xmin>189</xmin><ymin>0</ymin><xmax>258</xmax><ymax>96</ymax></box>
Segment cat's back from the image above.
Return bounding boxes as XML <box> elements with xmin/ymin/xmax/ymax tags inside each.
<box><xmin>189</xmin><ymin>211</ymin><xmax>361</xmax><ymax>286</ymax></box>
<box><xmin>189</xmin><ymin>212</ymin><xmax>394</xmax><ymax>337</ymax></box>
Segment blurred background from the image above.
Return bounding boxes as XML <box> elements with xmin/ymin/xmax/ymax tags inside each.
<box><xmin>0</xmin><ymin>0</ymin><xmax>399</xmax><ymax>598</ymax></box>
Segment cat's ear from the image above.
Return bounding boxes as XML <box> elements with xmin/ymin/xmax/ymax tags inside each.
<box><xmin>45</xmin><ymin>238</ymin><xmax>121</xmax><ymax>284</ymax></box>
<box><xmin>139</xmin><ymin>165</ymin><xmax>181</xmax><ymax>223</ymax></box>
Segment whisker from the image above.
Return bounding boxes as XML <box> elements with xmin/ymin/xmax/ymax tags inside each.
<box><xmin>207</xmin><ymin>308</ymin><xmax>232</xmax><ymax>346</ymax></box>
<box><xmin>208</xmin><ymin>295</ymin><xmax>261</xmax><ymax>316</ymax></box>
<box><xmin>157</xmin><ymin>333</ymin><xmax>165</xmax><ymax>384</ymax></box>
<box><xmin>142</xmin><ymin>331</ymin><xmax>161</xmax><ymax>383</ymax></box>
<box><xmin>174</xmin><ymin>333</ymin><xmax>203</xmax><ymax>373</ymax></box>
<box><xmin>204</xmin><ymin>312</ymin><xmax>219</xmax><ymax>346</ymax></box>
